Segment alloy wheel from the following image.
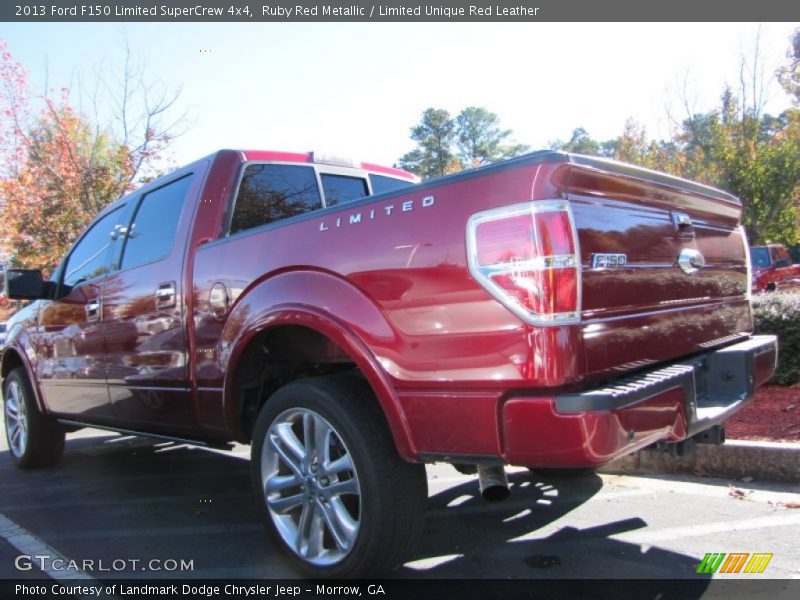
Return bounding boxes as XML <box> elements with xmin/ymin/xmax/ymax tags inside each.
<box><xmin>5</xmin><ymin>380</ymin><xmax>28</xmax><ymax>458</ymax></box>
<box><xmin>260</xmin><ymin>408</ymin><xmax>361</xmax><ymax>566</ymax></box>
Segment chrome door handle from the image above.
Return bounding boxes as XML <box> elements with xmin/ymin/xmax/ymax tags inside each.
<box><xmin>672</xmin><ymin>212</ymin><xmax>694</xmax><ymax>237</ymax></box>
<box><xmin>85</xmin><ymin>300</ymin><xmax>101</xmax><ymax>322</ymax></box>
<box><xmin>155</xmin><ymin>282</ymin><xmax>177</xmax><ymax>310</ymax></box>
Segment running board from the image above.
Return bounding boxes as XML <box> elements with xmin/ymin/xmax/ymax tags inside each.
<box><xmin>56</xmin><ymin>419</ymin><xmax>235</xmax><ymax>450</ymax></box>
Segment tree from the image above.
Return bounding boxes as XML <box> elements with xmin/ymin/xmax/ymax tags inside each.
<box><xmin>0</xmin><ymin>38</ymin><xmax>184</xmax><ymax>274</ymax></box>
<box><xmin>662</xmin><ymin>30</ymin><xmax>800</xmax><ymax>245</ymax></box>
<box><xmin>454</xmin><ymin>106</ymin><xmax>528</xmax><ymax>168</ymax></box>
<box><xmin>549</xmin><ymin>127</ymin><xmax>616</xmax><ymax>157</ymax></box>
<box><xmin>1</xmin><ymin>103</ymin><xmax>129</xmax><ymax>270</ymax></box>
<box><xmin>398</xmin><ymin>106</ymin><xmax>529</xmax><ymax>179</ymax></box>
<box><xmin>398</xmin><ymin>108</ymin><xmax>460</xmax><ymax>179</ymax></box>
<box><xmin>548</xmin><ymin>30</ymin><xmax>800</xmax><ymax>246</ymax></box>
<box><xmin>778</xmin><ymin>29</ymin><xmax>800</xmax><ymax>106</ymax></box>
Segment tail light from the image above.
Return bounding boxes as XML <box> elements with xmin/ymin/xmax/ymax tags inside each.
<box><xmin>466</xmin><ymin>200</ymin><xmax>581</xmax><ymax>325</ymax></box>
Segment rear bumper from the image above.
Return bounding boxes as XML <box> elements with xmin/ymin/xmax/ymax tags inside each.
<box><xmin>501</xmin><ymin>335</ymin><xmax>778</xmax><ymax>467</ymax></box>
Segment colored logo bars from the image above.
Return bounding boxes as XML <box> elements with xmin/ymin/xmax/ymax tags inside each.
<box><xmin>696</xmin><ymin>553</ymin><xmax>773</xmax><ymax>574</ymax></box>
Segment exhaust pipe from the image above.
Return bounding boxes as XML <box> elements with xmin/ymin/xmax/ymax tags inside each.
<box><xmin>477</xmin><ymin>465</ymin><xmax>509</xmax><ymax>502</ymax></box>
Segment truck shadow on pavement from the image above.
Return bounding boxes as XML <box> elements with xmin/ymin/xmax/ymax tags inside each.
<box><xmin>410</xmin><ymin>470</ymin><xmax>710</xmax><ymax>583</ymax></box>
<box><xmin>0</xmin><ymin>434</ymin><xmax>710</xmax><ymax>585</ymax></box>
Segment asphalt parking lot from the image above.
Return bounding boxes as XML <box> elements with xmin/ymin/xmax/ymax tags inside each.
<box><xmin>0</xmin><ymin>420</ymin><xmax>799</xmax><ymax>582</ymax></box>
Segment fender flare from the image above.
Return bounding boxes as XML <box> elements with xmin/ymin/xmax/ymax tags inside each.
<box><xmin>218</xmin><ymin>270</ymin><xmax>418</xmax><ymax>461</ymax></box>
<box><xmin>1</xmin><ymin>334</ymin><xmax>47</xmax><ymax>415</ymax></box>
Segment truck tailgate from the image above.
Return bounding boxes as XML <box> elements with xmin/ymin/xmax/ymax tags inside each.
<box><xmin>565</xmin><ymin>157</ymin><xmax>752</xmax><ymax>380</ymax></box>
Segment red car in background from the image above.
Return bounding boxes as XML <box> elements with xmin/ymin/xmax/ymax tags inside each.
<box><xmin>750</xmin><ymin>243</ymin><xmax>800</xmax><ymax>292</ymax></box>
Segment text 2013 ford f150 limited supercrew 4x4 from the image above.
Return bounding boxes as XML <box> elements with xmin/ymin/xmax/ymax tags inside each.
<box><xmin>2</xmin><ymin>149</ymin><xmax>777</xmax><ymax>577</ymax></box>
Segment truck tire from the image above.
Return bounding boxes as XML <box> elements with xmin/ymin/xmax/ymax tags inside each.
<box><xmin>3</xmin><ymin>367</ymin><xmax>65</xmax><ymax>468</ymax></box>
<box><xmin>251</xmin><ymin>374</ymin><xmax>427</xmax><ymax>578</ymax></box>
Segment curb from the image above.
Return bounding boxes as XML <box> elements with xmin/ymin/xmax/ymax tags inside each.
<box><xmin>599</xmin><ymin>440</ymin><xmax>800</xmax><ymax>483</ymax></box>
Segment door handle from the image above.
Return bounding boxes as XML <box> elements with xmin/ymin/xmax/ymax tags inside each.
<box><xmin>155</xmin><ymin>281</ymin><xmax>177</xmax><ymax>310</ymax></box>
<box><xmin>672</xmin><ymin>212</ymin><xmax>694</xmax><ymax>237</ymax></box>
<box><xmin>85</xmin><ymin>300</ymin><xmax>101</xmax><ymax>322</ymax></box>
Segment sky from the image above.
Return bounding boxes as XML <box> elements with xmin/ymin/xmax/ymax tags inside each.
<box><xmin>1</xmin><ymin>22</ymin><xmax>798</xmax><ymax>168</ymax></box>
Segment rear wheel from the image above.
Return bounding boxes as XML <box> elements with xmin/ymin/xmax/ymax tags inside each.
<box><xmin>3</xmin><ymin>367</ymin><xmax>65</xmax><ymax>468</ymax></box>
<box><xmin>251</xmin><ymin>374</ymin><xmax>427</xmax><ymax>577</ymax></box>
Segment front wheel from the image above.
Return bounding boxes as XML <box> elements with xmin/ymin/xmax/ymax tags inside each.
<box><xmin>251</xmin><ymin>374</ymin><xmax>427</xmax><ymax>577</ymax></box>
<box><xmin>3</xmin><ymin>367</ymin><xmax>65</xmax><ymax>468</ymax></box>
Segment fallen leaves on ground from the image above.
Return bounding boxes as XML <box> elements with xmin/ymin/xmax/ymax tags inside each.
<box><xmin>728</xmin><ymin>487</ymin><xmax>753</xmax><ymax>500</ymax></box>
<box><xmin>726</xmin><ymin>386</ymin><xmax>800</xmax><ymax>441</ymax></box>
<box><xmin>768</xmin><ymin>500</ymin><xmax>800</xmax><ymax>510</ymax></box>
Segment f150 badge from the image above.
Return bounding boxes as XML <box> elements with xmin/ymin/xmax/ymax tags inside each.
<box><xmin>591</xmin><ymin>253</ymin><xmax>627</xmax><ymax>268</ymax></box>
<box><xmin>319</xmin><ymin>196</ymin><xmax>435</xmax><ymax>231</ymax></box>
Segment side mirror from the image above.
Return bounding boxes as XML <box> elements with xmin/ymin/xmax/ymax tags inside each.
<box><xmin>774</xmin><ymin>259</ymin><xmax>790</xmax><ymax>268</ymax></box>
<box><xmin>4</xmin><ymin>269</ymin><xmax>55</xmax><ymax>300</ymax></box>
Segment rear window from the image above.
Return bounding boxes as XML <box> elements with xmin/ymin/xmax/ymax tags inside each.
<box><xmin>0</xmin><ymin>323</ymin><xmax>6</xmax><ymax>333</ymax></box>
<box><xmin>370</xmin><ymin>174</ymin><xmax>414</xmax><ymax>195</ymax></box>
<box><xmin>750</xmin><ymin>247</ymin><xmax>771</xmax><ymax>269</ymax></box>
<box><xmin>321</xmin><ymin>174</ymin><xmax>368</xmax><ymax>207</ymax></box>
<box><xmin>230</xmin><ymin>164</ymin><xmax>322</xmax><ymax>235</ymax></box>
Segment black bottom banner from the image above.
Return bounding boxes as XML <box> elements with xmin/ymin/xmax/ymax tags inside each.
<box><xmin>2</xmin><ymin>579</ymin><xmax>799</xmax><ymax>600</ymax></box>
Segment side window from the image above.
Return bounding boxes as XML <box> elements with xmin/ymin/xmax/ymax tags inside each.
<box><xmin>750</xmin><ymin>248</ymin><xmax>771</xmax><ymax>269</ymax></box>
<box><xmin>369</xmin><ymin>174</ymin><xmax>414</xmax><ymax>195</ymax></box>
<box><xmin>321</xmin><ymin>174</ymin><xmax>368</xmax><ymax>206</ymax></box>
<box><xmin>120</xmin><ymin>175</ymin><xmax>193</xmax><ymax>270</ymax></box>
<box><xmin>772</xmin><ymin>246</ymin><xmax>791</xmax><ymax>264</ymax></box>
<box><xmin>63</xmin><ymin>207</ymin><xmax>125</xmax><ymax>287</ymax></box>
<box><xmin>230</xmin><ymin>164</ymin><xmax>321</xmax><ymax>235</ymax></box>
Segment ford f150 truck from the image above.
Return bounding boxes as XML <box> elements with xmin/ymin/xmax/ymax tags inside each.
<box><xmin>2</xmin><ymin>150</ymin><xmax>777</xmax><ymax>577</ymax></box>
<box><xmin>750</xmin><ymin>243</ymin><xmax>800</xmax><ymax>293</ymax></box>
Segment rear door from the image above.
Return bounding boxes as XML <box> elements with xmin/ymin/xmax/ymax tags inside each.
<box><xmin>103</xmin><ymin>174</ymin><xmax>198</xmax><ymax>434</ymax></box>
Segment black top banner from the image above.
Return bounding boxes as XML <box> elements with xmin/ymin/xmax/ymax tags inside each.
<box><xmin>3</xmin><ymin>0</ymin><xmax>800</xmax><ymax>22</ymax></box>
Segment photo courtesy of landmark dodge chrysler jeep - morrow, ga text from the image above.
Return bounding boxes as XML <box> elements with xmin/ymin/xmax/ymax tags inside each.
<box><xmin>2</xmin><ymin>150</ymin><xmax>778</xmax><ymax>577</ymax></box>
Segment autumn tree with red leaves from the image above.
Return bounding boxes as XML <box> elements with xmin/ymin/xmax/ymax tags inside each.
<box><xmin>0</xmin><ymin>39</ymin><xmax>184</xmax><ymax>276</ymax></box>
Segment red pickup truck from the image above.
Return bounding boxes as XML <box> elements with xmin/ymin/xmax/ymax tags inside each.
<box><xmin>750</xmin><ymin>243</ymin><xmax>800</xmax><ymax>293</ymax></box>
<box><xmin>2</xmin><ymin>150</ymin><xmax>777</xmax><ymax>577</ymax></box>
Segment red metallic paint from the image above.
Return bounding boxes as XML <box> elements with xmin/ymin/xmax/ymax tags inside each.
<box><xmin>360</xmin><ymin>161</ymin><xmax>418</xmax><ymax>180</ymax></box>
<box><xmin>1</xmin><ymin>306</ymin><xmax>47</xmax><ymax>414</ymax></box>
<box><xmin>397</xmin><ymin>390</ymin><xmax>504</xmax><ymax>457</ymax></box>
<box><xmin>566</xmin><ymin>164</ymin><xmax>752</xmax><ymax>382</ymax></box>
<box><xmin>501</xmin><ymin>388</ymin><xmax>689</xmax><ymax>467</ymax></box>
<box><xmin>35</xmin><ymin>280</ymin><xmax>109</xmax><ymax>419</ymax></box>
<box><xmin>243</xmin><ymin>150</ymin><xmax>313</xmax><ymax>164</ymax></box>
<box><xmin>196</xmin><ymin>269</ymin><xmax>417</xmax><ymax>458</ymax></box>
